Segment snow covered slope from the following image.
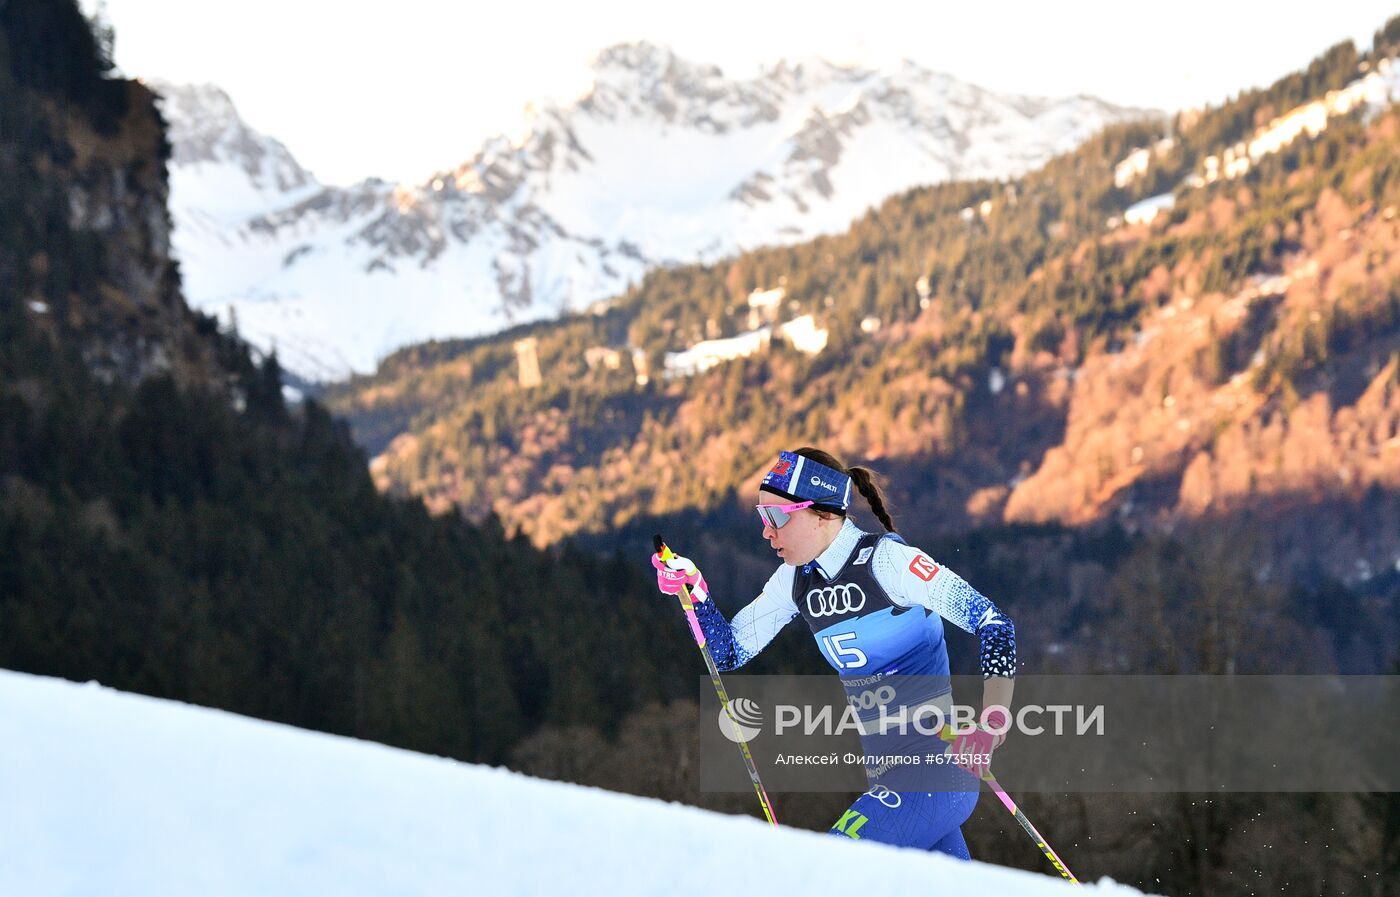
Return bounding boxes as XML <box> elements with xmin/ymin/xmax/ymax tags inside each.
<box><xmin>152</xmin><ymin>43</ymin><xmax>1153</xmax><ymax>380</ymax></box>
<box><xmin>0</xmin><ymin>670</ymin><xmax>1148</xmax><ymax>895</ymax></box>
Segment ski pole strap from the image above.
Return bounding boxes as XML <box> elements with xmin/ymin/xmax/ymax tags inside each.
<box><xmin>937</xmin><ymin>726</ymin><xmax>1080</xmax><ymax>884</ymax></box>
<box><xmin>654</xmin><ymin>534</ymin><xmax>779</xmax><ymax>828</ymax></box>
<box><xmin>659</xmin><ymin>544</ymin><xmax>708</xmax><ymax>648</ymax></box>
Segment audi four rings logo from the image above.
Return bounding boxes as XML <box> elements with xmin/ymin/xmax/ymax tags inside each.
<box><xmin>806</xmin><ymin>583</ymin><xmax>866</xmax><ymax>617</ymax></box>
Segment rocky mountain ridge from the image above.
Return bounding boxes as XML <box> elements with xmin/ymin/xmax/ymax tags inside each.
<box><xmin>154</xmin><ymin>43</ymin><xmax>1152</xmax><ymax>379</ymax></box>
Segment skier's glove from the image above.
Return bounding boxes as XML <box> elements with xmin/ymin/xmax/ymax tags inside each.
<box><xmin>948</xmin><ymin>708</ymin><xmax>1009</xmax><ymax>780</ymax></box>
<box><xmin>650</xmin><ymin>553</ymin><xmax>710</xmax><ymax>603</ymax></box>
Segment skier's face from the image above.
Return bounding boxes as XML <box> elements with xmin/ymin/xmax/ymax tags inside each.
<box><xmin>758</xmin><ymin>488</ymin><xmax>841</xmax><ymax>566</ymax></box>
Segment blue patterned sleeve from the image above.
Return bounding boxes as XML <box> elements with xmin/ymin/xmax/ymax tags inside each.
<box><xmin>972</xmin><ymin>604</ymin><xmax>1018</xmax><ymax>679</ymax></box>
<box><xmin>686</xmin><ymin>567</ymin><xmax>799</xmax><ymax>671</ymax></box>
<box><xmin>876</xmin><ymin>540</ymin><xmax>1018</xmax><ymax>679</ymax></box>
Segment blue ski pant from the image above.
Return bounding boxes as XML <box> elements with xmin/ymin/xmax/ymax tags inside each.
<box><xmin>827</xmin><ymin>785</ymin><xmax>979</xmax><ymax>859</ymax></box>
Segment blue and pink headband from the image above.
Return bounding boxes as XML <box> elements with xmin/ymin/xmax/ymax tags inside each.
<box><xmin>761</xmin><ymin>450</ymin><xmax>852</xmax><ymax>511</ymax></box>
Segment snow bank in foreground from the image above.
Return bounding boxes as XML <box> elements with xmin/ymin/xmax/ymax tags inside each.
<box><xmin>0</xmin><ymin>670</ymin><xmax>1148</xmax><ymax>896</ymax></box>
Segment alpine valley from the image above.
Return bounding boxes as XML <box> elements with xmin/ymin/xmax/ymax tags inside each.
<box><xmin>323</xmin><ymin>35</ymin><xmax>1400</xmax><ymax>596</ymax></box>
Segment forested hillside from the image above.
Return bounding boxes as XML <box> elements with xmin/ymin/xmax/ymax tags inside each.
<box><xmin>330</xmin><ymin>28</ymin><xmax>1400</xmax><ymax>586</ymax></box>
<box><xmin>0</xmin><ymin>0</ymin><xmax>696</xmax><ymax>767</ymax></box>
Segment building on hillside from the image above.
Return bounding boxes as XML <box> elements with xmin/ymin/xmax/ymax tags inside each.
<box><xmin>631</xmin><ymin>348</ymin><xmax>650</xmax><ymax>386</ymax></box>
<box><xmin>585</xmin><ymin>346</ymin><xmax>623</xmax><ymax>371</ymax></box>
<box><xmin>514</xmin><ymin>337</ymin><xmax>542</xmax><ymax>388</ymax></box>
<box><xmin>746</xmin><ymin>286</ymin><xmax>785</xmax><ymax>329</ymax></box>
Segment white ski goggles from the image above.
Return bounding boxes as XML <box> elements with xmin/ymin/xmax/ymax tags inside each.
<box><xmin>756</xmin><ymin>500</ymin><xmax>813</xmax><ymax>529</ymax></box>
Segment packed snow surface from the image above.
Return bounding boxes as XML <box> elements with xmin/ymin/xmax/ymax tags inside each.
<box><xmin>0</xmin><ymin>670</ymin><xmax>1152</xmax><ymax>896</ymax></box>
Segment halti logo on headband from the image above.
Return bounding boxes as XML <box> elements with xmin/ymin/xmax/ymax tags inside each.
<box><xmin>810</xmin><ymin>475</ymin><xmax>841</xmax><ymax>493</ymax></box>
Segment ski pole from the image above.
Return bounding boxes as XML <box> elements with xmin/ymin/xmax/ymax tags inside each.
<box><xmin>654</xmin><ymin>534</ymin><xmax>779</xmax><ymax>827</ymax></box>
<box><xmin>939</xmin><ymin>726</ymin><xmax>1080</xmax><ymax>884</ymax></box>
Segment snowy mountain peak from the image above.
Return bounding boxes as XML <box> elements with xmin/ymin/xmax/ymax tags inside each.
<box><xmin>591</xmin><ymin>40</ymin><xmax>701</xmax><ymax>78</ymax></box>
<box><xmin>576</xmin><ymin>41</ymin><xmax>777</xmax><ymax>131</ymax></box>
<box><xmin>160</xmin><ymin>46</ymin><xmax>1156</xmax><ymax>380</ymax></box>
<box><xmin>765</xmin><ymin>53</ymin><xmax>906</xmax><ymax>88</ymax></box>
<box><xmin>150</xmin><ymin>80</ymin><xmax>314</xmax><ymax>197</ymax></box>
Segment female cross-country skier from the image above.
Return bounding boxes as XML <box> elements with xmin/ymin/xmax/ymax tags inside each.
<box><xmin>651</xmin><ymin>447</ymin><xmax>1017</xmax><ymax>859</ymax></box>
